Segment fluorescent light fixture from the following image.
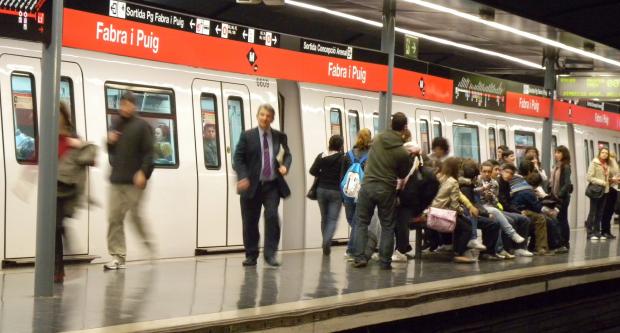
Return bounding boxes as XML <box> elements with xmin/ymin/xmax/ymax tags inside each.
<box><xmin>401</xmin><ymin>0</ymin><xmax>620</xmax><ymax>68</ymax></box>
<box><xmin>284</xmin><ymin>0</ymin><xmax>543</xmax><ymax>69</ymax></box>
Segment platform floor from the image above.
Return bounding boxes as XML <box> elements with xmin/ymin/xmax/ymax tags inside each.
<box><xmin>2</xmin><ymin>228</ymin><xmax>620</xmax><ymax>333</ymax></box>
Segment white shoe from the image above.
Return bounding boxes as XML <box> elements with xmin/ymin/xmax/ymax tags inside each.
<box><xmin>514</xmin><ymin>249</ymin><xmax>534</xmax><ymax>257</ymax></box>
<box><xmin>103</xmin><ymin>256</ymin><xmax>126</xmax><ymax>270</ymax></box>
<box><xmin>511</xmin><ymin>233</ymin><xmax>525</xmax><ymax>244</ymax></box>
<box><xmin>371</xmin><ymin>253</ymin><xmax>380</xmax><ymax>261</ymax></box>
<box><xmin>467</xmin><ymin>239</ymin><xmax>487</xmax><ymax>251</ymax></box>
<box><xmin>391</xmin><ymin>250</ymin><xmax>408</xmax><ymax>262</ymax></box>
<box><xmin>436</xmin><ymin>244</ymin><xmax>453</xmax><ymax>252</ymax></box>
<box><xmin>600</xmin><ymin>235</ymin><xmax>608</xmax><ymax>240</ymax></box>
<box><xmin>498</xmin><ymin>250</ymin><xmax>515</xmax><ymax>259</ymax></box>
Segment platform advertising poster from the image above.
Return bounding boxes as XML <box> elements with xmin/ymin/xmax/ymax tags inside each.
<box><xmin>452</xmin><ymin>71</ymin><xmax>507</xmax><ymax>112</ymax></box>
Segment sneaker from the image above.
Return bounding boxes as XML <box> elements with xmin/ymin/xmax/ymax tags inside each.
<box><xmin>344</xmin><ymin>252</ymin><xmax>355</xmax><ymax>262</ymax></box>
<box><xmin>103</xmin><ymin>257</ymin><xmax>126</xmax><ymax>270</ymax></box>
<box><xmin>603</xmin><ymin>233</ymin><xmax>617</xmax><ymax>240</ymax></box>
<box><xmin>510</xmin><ymin>233</ymin><xmax>525</xmax><ymax>244</ymax></box>
<box><xmin>555</xmin><ymin>246</ymin><xmax>569</xmax><ymax>254</ymax></box>
<box><xmin>498</xmin><ymin>250</ymin><xmax>515</xmax><ymax>259</ymax></box>
<box><xmin>391</xmin><ymin>250</ymin><xmax>408</xmax><ymax>263</ymax></box>
<box><xmin>481</xmin><ymin>253</ymin><xmax>503</xmax><ymax>261</ymax></box>
<box><xmin>370</xmin><ymin>253</ymin><xmax>380</xmax><ymax>261</ymax></box>
<box><xmin>514</xmin><ymin>249</ymin><xmax>534</xmax><ymax>257</ymax></box>
<box><xmin>536</xmin><ymin>249</ymin><xmax>556</xmax><ymax>256</ymax></box>
<box><xmin>599</xmin><ymin>235</ymin><xmax>608</xmax><ymax>241</ymax></box>
<box><xmin>352</xmin><ymin>260</ymin><xmax>368</xmax><ymax>268</ymax></box>
<box><xmin>467</xmin><ymin>239</ymin><xmax>487</xmax><ymax>251</ymax></box>
<box><xmin>589</xmin><ymin>235</ymin><xmax>600</xmax><ymax>241</ymax></box>
<box><xmin>435</xmin><ymin>244</ymin><xmax>453</xmax><ymax>252</ymax></box>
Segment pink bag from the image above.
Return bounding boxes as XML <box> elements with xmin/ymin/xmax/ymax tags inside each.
<box><xmin>426</xmin><ymin>207</ymin><xmax>457</xmax><ymax>233</ymax></box>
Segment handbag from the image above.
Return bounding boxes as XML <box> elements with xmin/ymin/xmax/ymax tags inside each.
<box><xmin>585</xmin><ymin>183</ymin><xmax>604</xmax><ymax>199</ymax></box>
<box><xmin>426</xmin><ymin>207</ymin><xmax>457</xmax><ymax>233</ymax></box>
<box><xmin>307</xmin><ymin>177</ymin><xmax>319</xmax><ymax>200</ymax></box>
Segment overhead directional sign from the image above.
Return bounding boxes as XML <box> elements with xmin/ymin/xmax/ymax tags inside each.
<box><xmin>0</xmin><ymin>0</ymin><xmax>51</xmax><ymax>43</ymax></box>
<box><xmin>404</xmin><ymin>35</ymin><xmax>418</xmax><ymax>59</ymax></box>
<box><xmin>557</xmin><ymin>75</ymin><xmax>620</xmax><ymax>100</ymax></box>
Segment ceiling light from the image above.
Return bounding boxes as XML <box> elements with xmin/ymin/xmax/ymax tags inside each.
<box><xmin>284</xmin><ymin>0</ymin><xmax>543</xmax><ymax>69</ymax></box>
<box><xmin>401</xmin><ymin>0</ymin><xmax>620</xmax><ymax>68</ymax></box>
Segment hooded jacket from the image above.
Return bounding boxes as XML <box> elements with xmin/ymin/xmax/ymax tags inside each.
<box><xmin>362</xmin><ymin>130</ymin><xmax>412</xmax><ymax>189</ymax></box>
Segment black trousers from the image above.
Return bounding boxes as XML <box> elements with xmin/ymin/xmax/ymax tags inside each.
<box><xmin>240</xmin><ymin>180</ymin><xmax>281</xmax><ymax>260</ymax></box>
<box><xmin>602</xmin><ymin>188</ymin><xmax>618</xmax><ymax>235</ymax></box>
<box><xmin>475</xmin><ymin>215</ymin><xmax>501</xmax><ymax>255</ymax></box>
<box><xmin>557</xmin><ymin>196</ymin><xmax>571</xmax><ymax>247</ymax></box>
<box><xmin>394</xmin><ymin>205</ymin><xmax>414</xmax><ymax>253</ymax></box>
<box><xmin>587</xmin><ymin>194</ymin><xmax>608</xmax><ymax>236</ymax></box>
<box><xmin>55</xmin><ymin>197</ymin><xmax>69</xmax><ymax>276</ymax></box>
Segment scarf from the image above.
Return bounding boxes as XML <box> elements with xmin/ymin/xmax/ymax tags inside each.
<box><xmin>552</xmin><ymin>165</ymin><xmax>561</xmax><ymax>196</ymax></box>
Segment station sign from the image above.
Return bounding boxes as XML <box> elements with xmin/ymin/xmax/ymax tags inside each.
<box><xmin>0</xmin><ymin>0</ymin><xmax>51</xmax><ymax>44</ymax></box>
<box><xmin>557</xmin><ymin>75</ymin><xmax>620</xmax><ymax>100</ymax></box>
<box><xmin>506</xmin><ymin>92</ymin><xmax>550</xmax><ymax>118</ymax></box>
<box><xmin>555</xmin><ymin>101</ymin><xmax>620</xmax><ymax>131</ymax></box>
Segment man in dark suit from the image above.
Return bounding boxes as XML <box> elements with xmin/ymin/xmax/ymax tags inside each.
<box><xmin>233</xmin><ymin>104</ymin><xmax>292</xmax><ymax>267</ymax></box>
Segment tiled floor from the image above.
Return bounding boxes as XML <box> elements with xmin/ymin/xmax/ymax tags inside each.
<box><xmin>1</xmin><ymin>228</ymin><xmax>619</xmax><ymax>333</ymax></box>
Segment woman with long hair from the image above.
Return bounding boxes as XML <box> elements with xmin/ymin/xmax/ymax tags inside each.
<box><xmin>550</xmin><ymin>145</ymin><xmax>573</xmax><ymax>248</ymax></box>
<box><xmin>586</xmin><ymin>148</ymin><xmax>611</xmax><ymax>240</ymax></box>
<box><xmin>340</xmin><ymin>129</ymin><xmax>372</xmax><ymax>258</ymax></box>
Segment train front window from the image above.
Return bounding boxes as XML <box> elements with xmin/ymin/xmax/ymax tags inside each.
<box><xmin>227</xmin><ymin>97</ymin><xmax>245</xmax><ymax>158</ymax></box>
<box><xmin>11</xmin><ymin>73</ymin><xmax>38</xmax><ymax>164</ymax></box>
<box><xmin>105</xmin><ymin>83</ymin><xmax>178</xmax><ymax>167</ymax></box>
<box><xmin>347</xmin><ymin>110</ymin><xmax>360</xmax><ymax>149</ymax></box>
<box><xmin>453</xmin><ymin>123</ymin><xmax>481</xmax><ymax>162</ymax></box>
<box><xmin>514</xmin><ymin>131</ymin><xmax>535</xmax><ymax>165</ymax></box>
<box><xmin>201</xmin><ymin>94</ymin><xmax>221</xmax><ymax>169</ymax></box>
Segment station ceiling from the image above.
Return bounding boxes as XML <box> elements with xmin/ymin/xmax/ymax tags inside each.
<box><xmin>138</xmin><ymin>0</ymin><xmax>620</xmax><ymax>87</ymax></box>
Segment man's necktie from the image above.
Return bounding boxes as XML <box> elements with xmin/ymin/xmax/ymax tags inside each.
<box><xmin>262</xmin><ymin>132</ymin><xmax>271</xmax><ymax>179</ymax></box>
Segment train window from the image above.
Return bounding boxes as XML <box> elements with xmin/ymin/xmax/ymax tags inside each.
<box><xmin>499</xmin><ymin>128</ymin><xmax>507</xmax><ymax>146</ymax></box>
<box><xmin>347</xmin><ymin>110</ymin><xmax>360</xmax><ymax>149</ymax></box>
<box><xmin>453</xmin><ymin>123</ymin><xmax>481</xmax><ymax>162</ymax></box>
<box><xmin>11</xmin><ymin>73</ymin><xmax>38</xmax><ymax>164</ymax></box>
<box><xmin>514</xmin><ymin>131</ymin><xmax>535</xmax><ymax>165</ymax></box>
<box><xmin>552</xmin><ymin>135</ymin><xmax>557</xmax><ymax>151</ymax></box>
<box><xmin>584</xmin><ymin>140</ymin><xmax>589</xmax><ymax>169</ymax></box>
<box><xmin>330</xmin><ymin>108</ymin><xmax>342</xmax><ymax>136</ymax></box>
<box><xmin>488</xmin><ymin>127</ymin><xmax>497</xmax><ymax>160</ymax></box>
<box><xmin>614</xmin><ymin>143</ymin><xmax>618</xmax><ymax>157</ymax></box>
<box><xmin>419</xmin><ymin>119</ymin><xmax>430</xmax><ymax>154</ymax></box>
<box><xmin>590</xmin><ymin>140</ymin><xmax>595</xmax><ymax>160</ymax></box>
<box><xmin>433</xmin><ymin>120</ymin><xmax>442</xmax><ymax>139</ymax></box>
<box><xmin>372</xmin><ymin>112</ymin><xmax>379</xmax><ymax>135</ymax></box>
<box><xmin>200</xmin><ymin>94</ymin><xmax>220</xmax><ymax>169</ymax></box>
<box><xmin>60</xmin><ymin>77</ymin><xmax>77</xmax><ymax>136</ymax></box>
<box><xmin>105</xmin><ymin>83</ymin><xmax>178</xmax><ymax>167</ymax></box>
<box><xmin>598</xmin><ymin>141</ymin><xmax>610</xmax><ymax>150</ymax></box>
<box><xmin>227</xmin><ymin>97</ymin><xmax>245</xmax><ymax>159</ymax></box>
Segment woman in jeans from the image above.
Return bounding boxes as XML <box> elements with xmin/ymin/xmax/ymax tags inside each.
<box><xmin>550</xmin><ymin>145</ymin><xmax>573</xmax><ymax>248</ymax></box>
<box><xmin>586</xmin><ymin>148</ymin><xmax>611</xmax><ymax>240</ymax></box>
<box><xmin>340</xmin><ymin>129</ymin><xmax>372</xmax><ymax>258</ymax></box>
<box><xmin>310</xmin><ymin>135</ymin><xmax>344</xmax><ymax>255</ymax></box>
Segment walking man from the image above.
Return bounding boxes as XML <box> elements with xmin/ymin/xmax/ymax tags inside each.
<box><xmin>104</xmin><ymin>91</ymin><xmax>155</xmax><ymax>270</ymax></box>
<box><xmin>233</xmin><ymin>104</ymin><xmax>292</xmax><ymax>267</ymax></box>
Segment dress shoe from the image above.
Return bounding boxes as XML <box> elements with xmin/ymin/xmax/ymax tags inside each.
<box><xmin>242</xmin><ymin>258</ymin><xmax>257</xmax><ymax>266</ymax></box>
<box><xmin>264</xmin><ymin>257</ymin><xmax>281</xmax><ymax>267</ymax></box>
<box><xmin>352</xmin><ymin>260</ymin><xmax>368</xmax><ymax>268</ymax></box>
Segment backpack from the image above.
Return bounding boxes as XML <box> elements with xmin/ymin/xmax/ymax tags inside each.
<box><xmin>340</xmin><ymin>150</ymin><xmax>368</xmax><ymax>202</ymax></box>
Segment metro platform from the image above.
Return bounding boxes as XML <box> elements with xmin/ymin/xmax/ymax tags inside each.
<box><xmin>2</xmin><ymin>228</ymin><xmax>620</xmax><ymax>333</ymax></box>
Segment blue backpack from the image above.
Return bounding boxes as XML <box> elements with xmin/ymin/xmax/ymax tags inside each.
<box><xmin>340</xmin><ymin>150</ymin><xmax>368</xmax><ymax>203</ymax></box>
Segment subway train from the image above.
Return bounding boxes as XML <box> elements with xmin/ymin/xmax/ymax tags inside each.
<box><xmin>1</xmin><ymin>26</ymin><xmax>619</xmax><ymax>264</ymax></box>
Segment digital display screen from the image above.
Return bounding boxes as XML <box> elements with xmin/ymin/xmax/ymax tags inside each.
<box><xmin>0</xmin><ymin>0</ymin><xmax>51</xmax><ymax>43</ymax></box>
<box><xmin>558</xmin><ymin>75</ymin><xmax>620</xmax><ymax>100</ymax></box>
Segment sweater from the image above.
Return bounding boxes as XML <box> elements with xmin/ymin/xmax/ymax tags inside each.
<box><xmin>362</xmin><ymin>130</ymin><xmax>412</xmax><ymax>189</ymax></box>
<box><xmin>309</xmin><ymin>151</ymin><xmax>344</xmax><ymax>191</ymax></box>
<box><xmin>108</xmin><ymin>115</ymin><xmax>154</xmax><ymax>184</ymax></box>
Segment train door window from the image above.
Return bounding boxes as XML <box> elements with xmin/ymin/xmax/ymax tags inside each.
<box><xmin>614</xmin><ymin>143</ymin><xmax>618</xmax><ymax>157</ymax></box>
<box><xmin>432</xmin><ymin>120</ymin><xmax>442</xmax><ymax>139</ymax></box>
<box><xmin>59</xmin><ymin>77</ymin><xmax>77</xmax><ymax>136</ymax></box>
<box><xmin>552</xmin><ymin>135</ymin><xmax>557</xmax><ymax>151</ymax></box>
<box><xmin>11</xmin><ymin>73</ymin><xmax>38</xmax><ymax>163</ymax></box>
<box><xmin>488</xmin><ymin>127</ymin><xmax>497</xmax><ymax>160</ymax></box>
<box><xmin>514</xmin><ymin>131</ymin><xmax>535</xmax><ymax>165</ymax></box>
<box><xmin>590</xmin><ymin>140</ymin><xmax>595</xmax><ymax>160</ymax></box>
<box><xmin>347</xmin><ymin>110</ymin><xmax>360</xmax><ymax>149</ymax></box>
<box><xmin>200</xmin><ymin>94</ymin><xmax>220</xmax><ymax>169</ymax></box>
<box><xmin>330</xmin><ymin>108</ymin><xmax>342</xmax><ymax>136</ymax></box>
<box><xmin>372</xmin><ymin>112</ymin><xmax>379</xmax><ymax>135</ymax></box>
<box><xmin>584</xmin><ymin>140</ymin><xmax>590</xmax><ymax>169</ymax></box>
<box><xmin>499</xmin><ymin>128</ymin><xmax>507</xmax><ymax>146</ymax></box>
<box><xmin>227</xmin><ymin>96</ymin><xmax>245</xmax><ymax>158</ymax></box>
<box><xmin>105</xmin><ymin>83</ymin><xmax>178</xmax><ymax>167</ymax></box>
<box><xmin>420</xmin><ymin>119</ymin><xmax>430</xmax><ymax>154</ymax></box>
<box><xmin>453</xmin><ymin>123</ymin><xmax>480</xmax><ymax>162</ymax></box>
<box><xmin>598</xmin><ymin>141</ymin><xmax>610</xmax><ymax>151</ymax></box>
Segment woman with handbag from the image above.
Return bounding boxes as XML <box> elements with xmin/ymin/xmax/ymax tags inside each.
<box><xmin>309</xmin><ymin>135</ymin><xmax>344</xmax><ymax>255</ymax></box>
<box><xmin>430</xmin><ymin>157</ymin><xmax>475</xmax><ymax>263</ymax></box>
<box><xmin>600</xmin><ymin>151</ymin><xmax>620</xmax><ymax>239</ymax></box>
<box><xmin>550</xmin><ymin>145</ymin><xmax>573</xmax><ymax>248</ymax></box>
<box><xmin>586</xmin><ymin>148</ymin><xmax>611</xmax><ymax>240</ymax></box>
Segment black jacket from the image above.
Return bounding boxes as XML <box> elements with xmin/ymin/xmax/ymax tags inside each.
<box><xmin>553</xmin><ymin>164</ymin><xmax>573</xmax><ymax>199</ymax></box>
<box><xmin>233</xmin><ymin>127</ymin><xmax>292</xmax><ymax>199</ymax></box>
<box><xmin>497</xmin><ymin>177</ymin><xmax>520</xmax><ymax>213</ymax></box>
<box><xmin>310</xmin><ymin>152</ymin><xmax>344</xmax><ymax>191</ymax></box>
<box><xmin>399</xmin><ymin>165</ymin><xmax>439</xmax><ymax>217</ymax></box>
<box><xmin>108</xmin><ymin>115</ymin><xmax>154</xmax><ymax>184</ymax></box>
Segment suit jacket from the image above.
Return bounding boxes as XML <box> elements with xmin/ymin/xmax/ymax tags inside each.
<box><xmin>233</xmin><ymin>127</ymin><xmax>292</xmax><ymax>199</ymax></box>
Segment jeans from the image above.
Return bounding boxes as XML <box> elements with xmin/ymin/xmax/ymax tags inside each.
<box><xmin>503</xmin><ymin>212</ymin><xmax>531</xmax><ymax>250</ymax></box>
<box><xmin>557</xmin><ymin>196</ymin><xmax>571</xmax><ymax>246</ymax></box>
<box><xmin>453</xmin><ymin>215</ymin><xmax>473</xmax><ymax>255</ymax></box>
<box><xmin>545</xmin><ymin>216</ymin><xmax>563</xmax><ymax>249</ymax></box>
<box><xmin>343</xmin><ymin>200</ymin><xmax>357</xmax><ymax>254</ymax></box>
<box><xmin>601</xmin><ymin>188</ymin><xmax>617</xmax><ymax>235</ymax></box>
<box><xmin>465</xmin><ymin>214</ymin><xmax>500</xmax><ymax>255</ymax></box>
<box><xmin>586</xmin><ymin>194</ymin><xmax>608</xmax><ymax>236</ymax></box>
<box><xmin>353</xmin><ymin>183</ymin><xmax>396</xmax><ymax>265</ymax></box>
<box><xmin>484</xmin><ymin>206</ymin><xmax>518</xmax><ymax>237</ymax></box>
<box><xmin>317</xmin><ymin>188</ymin><xmax>343</xmax><ymax>251</ymax></box>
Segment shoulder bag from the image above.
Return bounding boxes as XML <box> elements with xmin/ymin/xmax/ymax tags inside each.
<box><xmin>585</xmin><ymin>182</ymin><xmax>604</xmax><ymax>199</ymax></box>
<box><xmin>426</xmin><ymin>207</ymin><xmax>457</xmax><ymax>233</ymax></box>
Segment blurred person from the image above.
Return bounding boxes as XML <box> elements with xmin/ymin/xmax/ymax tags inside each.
<box><xmin>153</xmin><ymin>123</ymin><xmax>172</xmax><ymax>163</ymax></box>
<box><xmin>428</xmin><ymin>137</ymin><xmax>449</xmax><ymax>172</ymax></box>
<box><xmin>351</xmin><ymin>112</ymin><xmax>412</xmax><ymax>269</ymax></box>
<box><xmin>55</xmin><ymin>102</ymin><xmax>97</xmax><ymax>282</ymax></box>
<box><xmin>340</xmin><ymin>128</ymin><xmax>372</xmax><ymax>259</ymax></box>
<box><xmin>104</xmin><ymin>91</ymin><xmax>155</xmax><ymax>270</ymax></box>
<box><xmin>203</xmin><ymin>123</ymin><xmax>218</xmax><ymax>167</ymax></box>
<box><xmin>233</xmin><ymin>104</ymin><xmax>292</xmax><ymax>267</ymax></box>
<box><xmin>549</xmin><ymin>145</ymin><xmax>573</xmax><ymax>248</ymax></box>
<box><xmin>524</xmin><ymin>147</ymin><xmax>547</xmax><ymax>182</ymax></box>
<box><xmin>309</xmin><ymin>135</ymin><xmax>344</xmax><ymax>255</ymax></box>
<box><xmin>496</xmin><ymin>145</ymin><xmax>509</xmax><ymax>163</ymax></box>
<box><xmin>586</xmin><ymin>148</ymin><xmax>611</xmax><ymax>240</ymax></box>
<box><xmin>601</xmin><ymin>151</ymin><xmax>620</xmax><ymax>239</ymax></box>
<box><xmin>501</xmin><ymin>149</ymin><xmax>516</xmax><ymax>166</ymax></box>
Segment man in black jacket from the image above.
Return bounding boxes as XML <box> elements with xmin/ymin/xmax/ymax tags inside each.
<box><xmin>105</xmin><ymin>91</ymin><xmax>154</xmax><ymax>270</ymax></box>
<box><xmin>233</xmin><ymin>104</ymin><xmax>292</xmax><ymax>267</ymax></box>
